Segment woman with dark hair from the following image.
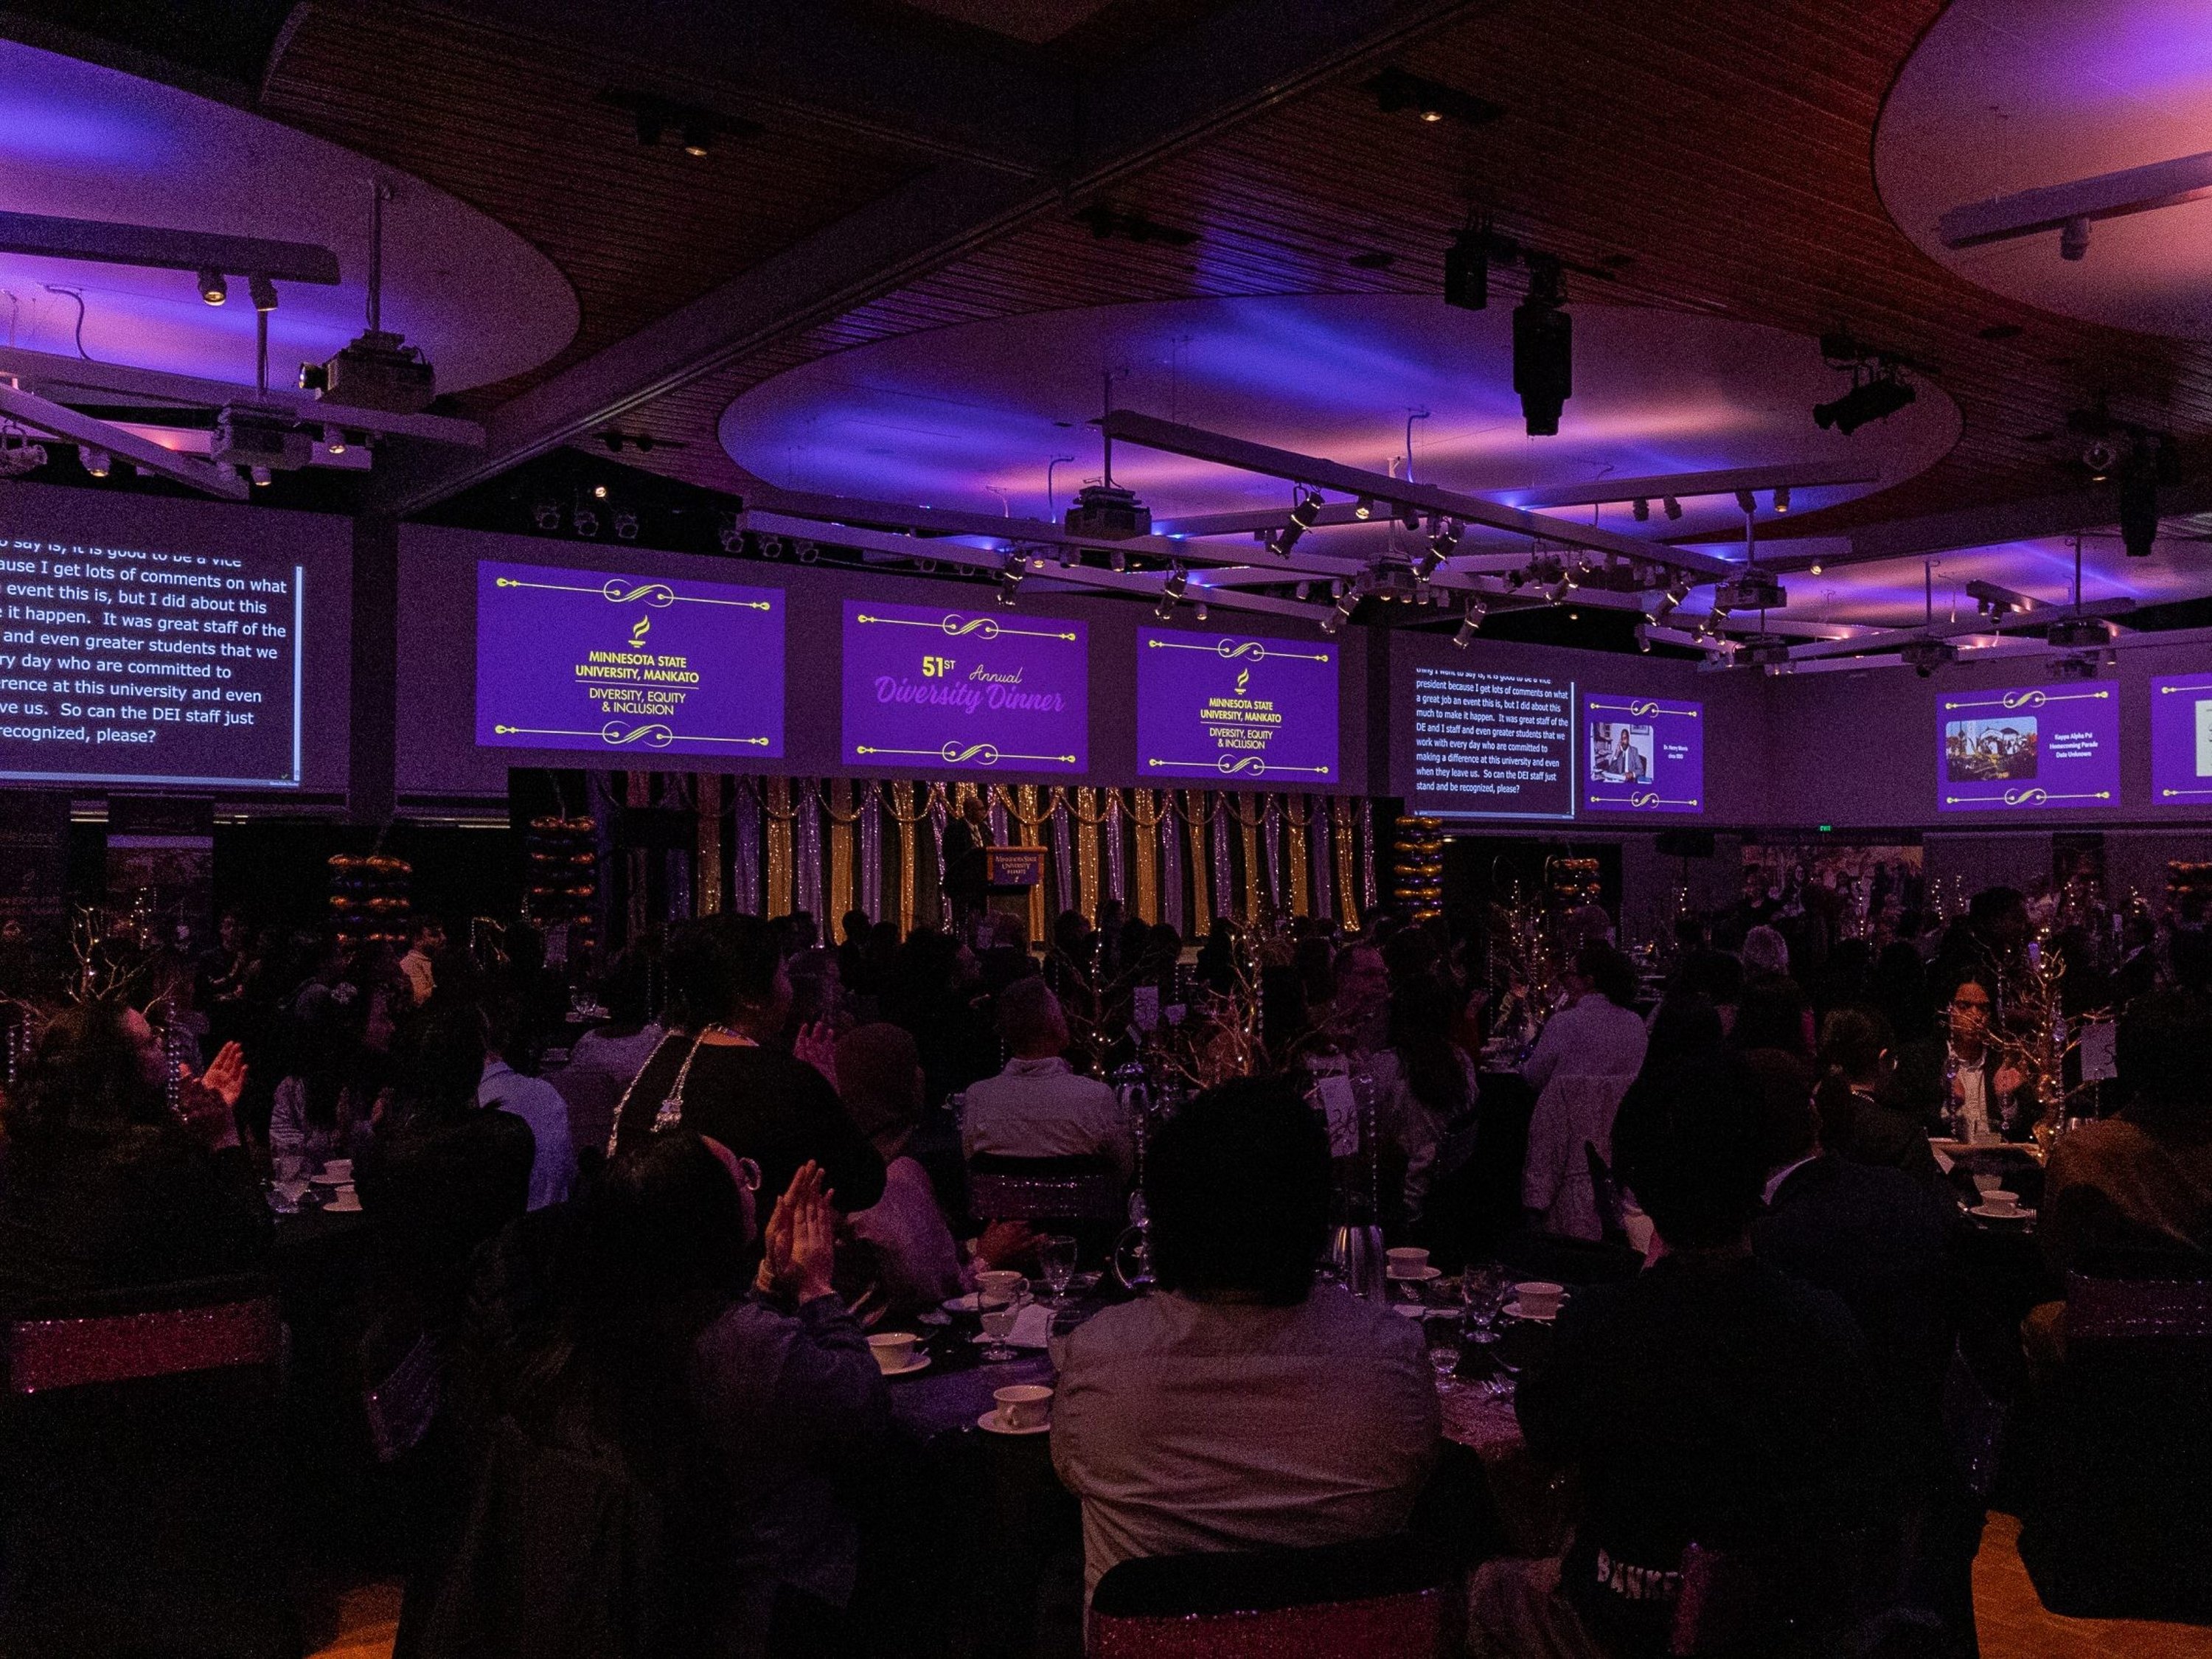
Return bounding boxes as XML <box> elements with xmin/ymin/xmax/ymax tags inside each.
<box><xmin>1732</xmin><ymin>974</ymin><xmax>1815</xmax><ymax>1059</ymax></box>
<box><xmin>0</xmin><ymin>1001</ymin><xmax>264</xmax><ymax>1310</ymax></box>
<box><xmin>1379</xmin><ymin>973</ymin><xmax>1479</xmax><ymax>1225</ymax></box>
<box><xmin>1522</xmin><ymin>942</ymin><xmax>1649</xmax><ymax>1094</ymax></box>
<box><xmin>608</xmin><ymin>915</ymin><xmax>884</xmax><ymax>1214</ymax></box>
<box><xmin>268</xmin><ymin>987</ymin><xmax>380</xmax><ymax>1168</ymax></box>
<box><xmin>1051</xmin><ymin>1078</ymin><xmax>1439</xmax><ymax>1601</ymax></box>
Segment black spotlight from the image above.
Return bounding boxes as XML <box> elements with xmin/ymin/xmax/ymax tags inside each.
<box><xmin>1512</xmin><ymin>257</ymin><xmax>1571</xmax><ymax>437</ymax></box>
<box><xmin>1444</xmin><ymin>225</ymin><xmax>1489</xmax><ymax>312</ymax></box>
<box><xmin>1813</xmin><ymin>372</ymin><xmax>1916</xmax><ymax>435</ymax></box>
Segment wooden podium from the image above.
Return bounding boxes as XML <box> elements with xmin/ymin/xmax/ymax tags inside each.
<box><xmin>983</xmin><ymin>845</ymin><xmax>1048</xmax><ymax>947</ymax></box>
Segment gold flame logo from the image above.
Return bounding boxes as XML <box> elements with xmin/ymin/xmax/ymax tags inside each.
<box><xmin>629</xmin><ymin>614</ymin><xmax>650</xmax><ymax>649</ymax></box>
<box><xmin>1236</xmin><ymin>668</ymin><xmax>1249</xmax><ymax>694</ymax></box>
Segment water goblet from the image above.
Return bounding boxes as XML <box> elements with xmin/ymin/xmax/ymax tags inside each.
<box><xmin>1038</xmin><ymin>1235</ymin><xmax>1078</xmax><ymax>1310</ymax></box>
<box><xmin>978</xmin><ymin>1300</ymin><xmax>1020</xmax><ymax>1363</ymax></box>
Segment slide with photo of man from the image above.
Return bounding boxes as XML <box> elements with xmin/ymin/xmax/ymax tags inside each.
<box><xmin>1582</xmin><ymin>694</ymin><xmax>1702</xmax><ymax>814</ymax></box>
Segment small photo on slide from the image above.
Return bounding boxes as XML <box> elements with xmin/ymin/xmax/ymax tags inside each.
<box><xmin>1589</xmin><ymin>721</ymin><xmax>1654</xmax><ymax>784</ymax></box>
<box><xmin>1944</xmin><ymin>715</ymin><xmax>2037</xmax><ymax>784</ymax></box>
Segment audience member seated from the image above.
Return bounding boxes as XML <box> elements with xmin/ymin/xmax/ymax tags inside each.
<box><xmin>2039</xmin><ymin>988</ymin><xmax>2212</xmax><ymax>1276</ymax></box>
<box><xmin>1740</xmin><ymin>923</ymin><xmax>1792</xmax><ymax>981</ymax></box>
<box><xmin>960</xmin><ymin>978</ymin><xmax>1133</xmax><ymax>1180</ymax></box>
<box><xmin>0</xmin><ymin>1001</ymin><xmax>266</xmax><ymax>1313</ymax></box>
<box><xmin>1051</xmin><ymin>1078</ymin><xmax>1439</xmax><ymax>1601</ymax></box>
<box><xmin>1891</xmin><ymin>975</ymin><xmax>2033</xmax><ymax>1145</ymax></box>
<box><xmin>399</xmin><ymin>918</ymin><xmax>444</xmax><ymax>1007</ymax></box>
<box><xmin>268</xmin><ymin>988</ymin><xmax>379</xmax><ymax>1169</ymax></box>
<box><xmin>439</xmin><ymin>1138</ymin><xmax>890</xmax><ymax>1657</ymax></box>
<box><xmin>1471</xmin><ymin>1051</ymin><xmax>1875</xmax><ymax>1659</ymax></box>
<box><xmin>549</xmin><ymin>952</ymin><xmax>664</xmax><ymax>1164</ymax></box>
<box><xmin>1377</xmin><ymin>973</ymin><xmax>1479</xmax><ymax>1228</ymax></box>
<box><xmin>1731</xmin><ymin>972</ymin><xmax>1814</xmax><ymax>1060</ymax></box>
<box><xmin>478</xmin><ymin>995</ymin><xmax>574</xmax><ymax>1212</ymax></box>
<box><xmin>1520</xmin><ymin>942</ymin><xmax>1647</xmax><ymax>1095</ymax></box>
<box><xmin>835</xmin><ymin>1021</ymin><xmax>1030</xmax><ymax>1316</ymax></box>
<box><xmin>611</xmin><ymin>914</ymin><xmax>885</xmax><ymax>1214</ymax></box>
<box><xmin>1815</xmin><ymin>1008</ymin><xmax>1947</xmax><ymax>1192</ymax></box>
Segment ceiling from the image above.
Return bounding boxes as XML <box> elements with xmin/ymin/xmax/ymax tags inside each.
<box><xmin>4</xmin><ymin>0</ymin><xmax>2212</xmax><ymax>667</ymax></box>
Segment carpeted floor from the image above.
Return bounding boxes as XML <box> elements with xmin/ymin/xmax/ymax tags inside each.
<box><xmin>307</xmin><ymin>1513</ymin><xmax>2212</xmax><ymax>1658</ymax></box>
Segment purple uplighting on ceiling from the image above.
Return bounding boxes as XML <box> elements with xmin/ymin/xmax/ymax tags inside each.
<box><xmin>0</xmin><ymin>38</ymin><xmax>577</xmax><ymax>392</ymax></box>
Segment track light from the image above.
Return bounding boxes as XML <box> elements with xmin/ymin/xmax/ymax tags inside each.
<box><xmin>1110</xmin><ymin>549</ymin><xmax>1127</xmax><ymax>573</ymax></box>
<box><xmin>573</xmin><ymin>507</ymin><xmax>599</xmax><ymax>537</ymax></box>
<box><xmin>1644</xmin><ymin>587</ymin><xmax>1677</xmax><ymax>622</ymax></box>
<box><xmin>1320</xmin><ymin>586</ymin><xmax>1359</xmax><ymax>636</ymax></box>
<box><xmin>1734</xmin><ymin>489</ymin><xmax>1757</xmax><ymax>515</ymax></box>
<box><xmin>1773</xmin><ymin>486</ymin><xmax>1790</xmax><ymax>514</ymax></box>
<box><xmin>680</xmin><ymin>122</ymin><xmax>713</xmax><ymax>157</ymax></box>
<box><xmin>1193</xmin><ymin>601</ymin><xmax>1209</xmax><ymax>622</ymax></box>
<box><xmin>248</xmin><ymin>465</ymin><xmax>272</xmax><ymax>488</ymax></box>
<box><xmin>1002</xmin><ymin>551</ymin><xmax>1028</xmax><ymax>584</ymax></box>
<box><xmin>1632</xmin><ymin>497</ymin><xmax>1649</xmax><ymax>522</ymax></box>
<box><xmin>1546</xmin><ymin>577</ymin><xmax>1573</xmax><ymax>604</ymax></box>
<box><xmin>1663</xmin><ymin>495</ymin><xmax>1682</xmax><ymax>521</ymax></box>
<box><xmin>1155</xmin><ymin>594</ymin><xmax>1177</xmax><ymax>622</ymax></box>
<box><xmin>321</xmin><ymin>426</ymin><xmax>347</xmax><ymax>456</ymax></box>
<box><xmin>1416</xmin><ymin>522</ymin><xmax>1457</xmax><ymax>582</ymax></box>
<box><xmin>591</xmin><ymin>484</ymin><xmax>609</xmax><ymax>500</ymax></box>
<box><xmin>613</xmin><ymin>511</ymin><xmax>639</xmax><ymax>540</ymax></box>
<box><xmin>1275</xmin><ymin>490</ymin><xmax>1323</xmax><ymax>556</ymax></box>
<box><xmin>1813</xmin><ymin>372</ymin><xmax>1916</xmax><ymax>434</ymax></box>
<box><xmin>248</xmin><ymin>274</ymin><xmax>278</xmax><ymax>313</ymax></box>
<box><xmin>534</xmin><ymin>501</ymin><xmax>561</xmax><ymax>532</ymax></box>
<box><xmin>999</xmin><ymin>579</ymin><xmax>1020</xmax><ymax>608</ymax></box>
<box><xmin>797</xmin><ymin>540</ymin><xmax>821</xmax><ymax>564</ymax></box>
<box><xmin>718</xmin><ymin>517</ymin><xmax>742</xmax><ymax>554</ymax></box>
<box><xmin>1164</xmin><ymin>564</ymin><xmax>1189</xmax><ymax>600</ymax></box>
<box><xmin>198</xmin><ymin>268</ymin><xmax>226</xmax><ymax>305</ymax></box>
<box><xmin>1453</xmin><ymin>595</ymin><xmax>1486</xmax><ymax>649</ymax></box>
<box><xmin>1353</xmin><ymin>495</ymin><xmax>1374</xmax><ymax>521</ymax></box>
<box><xmin>760</xmin><ymin>535</ymin><xmax>783</xmax><ymax>559</ymax></box>
<box><xmin>77</xmin><ymin>445</ymin><xmax>111</xmax><ymax>478</ymax></box>
<box><xmin>1635</xmin><ymin>623</ymin><xmax>1654</xmax><ymax>653</ymax></box>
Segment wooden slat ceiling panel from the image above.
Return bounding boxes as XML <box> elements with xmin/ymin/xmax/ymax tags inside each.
<box><xmin>257</xmin><ymin>1</ymin><xmax>925</xmax><ymax>413</ymax></box>
<box><xmin>256</xmin><ymin>0</ymin><xmax>2212</xmax><ymax>531</ymax></box>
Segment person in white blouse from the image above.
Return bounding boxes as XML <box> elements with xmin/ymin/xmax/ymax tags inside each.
<box><xmin>1522</xmin><ymin>943</ymin><xmax>1649</xmax><ymax>1095</ymax></box>
<box><xmin>1522</xmin><ymin>943</ymin><xmax>1650</xmax><ymax>1240</ymax></box>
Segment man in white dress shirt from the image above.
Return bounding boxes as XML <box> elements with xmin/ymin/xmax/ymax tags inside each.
<box><xmin>961</xmin><ymin>978</ymin><xmax>1133</xmax><ymax>1180</ymax></box>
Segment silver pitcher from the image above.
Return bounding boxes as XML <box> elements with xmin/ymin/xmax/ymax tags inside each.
<box><xmin>1328</xmin><ymin>1221</ymin><xmax>1388</xmax><ymax>1301</ymax></box>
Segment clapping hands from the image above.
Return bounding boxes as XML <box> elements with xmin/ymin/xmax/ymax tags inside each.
<box><xmin>176</xmin><ymin>1040</ymin><xmax>246</xmax><ymax>1150</ymax></box>
<box><xmin>754</xmin><ymin>1161</ymin><xmax>840</xmax><ymax>1304</ymax></box>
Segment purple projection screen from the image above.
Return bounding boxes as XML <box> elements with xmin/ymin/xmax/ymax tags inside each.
<box><xmin>2150</xmin><ymin>674</ymin><xmax>2212</xmax><ymax>807</ymax></box>
<box><xmin>1582</xmin><ymin>694</ymin><xmax>1704</xmax><ymax>814</ymax></box>
<box><xmin>0</xmin><ymin>537</ymin><xmax>302</xmax><ymax>788</ymax></box>
<box><xmin>476</xmin><ymin>560</ymin><xmax>785</xmax><ymax>759</ymax></box>
<box><xmin>1135</xmin><ymin>628</ymin><xmax>1339</xmax><ymax>785</ymax></box>
<box><xmin>1937</xmin><ymin>682</ymin><xmax>2117</xmax><ymax>813</ymax></box>
<box><xmin>841</xmin><ymin>600</ymin><xmax>1087</xmax><ymax>773</ymax></box>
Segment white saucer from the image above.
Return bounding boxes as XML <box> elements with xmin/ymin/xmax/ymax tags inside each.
<box><xmin>1969</xmin><ymin>1205</ymin><xmax>2035</xmax><ymax>1221</ymax></box>
<box><xmin>1387</xmin><ymin>1265</ymin><xmax>1444</xmax><ymax>1282</ymax></box>
<box><xmin>324</xmin><ymin>1197</ymin><xmax>364</xmax><ymax>1213</ymax></box>
<box><xmin>1502</xmin><ymin>1301</ymin><xmax>1559</xmax><ymax>1323</ymax></box>
<box><xmin>876</xmin><ymin>1352</ymin><xmax>932</xmax><ymax>1377</ymax></box>
<box><xmin>943</xmin><ymin>1293</ymin><xmax>992</xmax><ymax>1313</ymax></box>
<box><xmin>976</xmin><ymin>1410</ymin><xmax>1050</xmax><ymax>1436</ymax></box>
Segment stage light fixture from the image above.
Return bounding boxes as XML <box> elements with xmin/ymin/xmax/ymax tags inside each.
<box><xmin>613</xmin><ymin>511</ymin><xmax>639</xmax><ymax>540</ymax></box>
<box><xmin>1295</xmin><ymin>582</ymin><xmax>1310</xmax><ymax>601</ymax></box>
<box><xmin>1545</xmin><ymin>577</ymin><xmax>1573</xmax><ymax>604</ymax></box>
<box><xmin>1512</xmin><ymin>256</ymin><xmax>1571</xmax><ymax>436</ymax></box>
<box><xmin>1110</xmin><ymin>549</ymin><xmax>1128</xmax><ymax>573</ymax></box>
<box><xmin>718</xmin><ymin>517</ymin><xmax>742</xmax><ymax>554</ymax></box>
<box><xmin>198</xmin><ymin>268</ymin><xmax>226</xmax><ymax>305</ymax></box>
<box><xmin>1194</xmin><ymin>601</ymin><xmax>1210</xmax><ymax>622</ymax></box>
<box><xmin>248</xmin><ymin>274</ymin><xmax>278</xmax><ymax>313</ymax></box>
<box><xmin>797</xmin><ymin>541</ymin><xmax>821</xmax><ymax>565</ymax></box>
<box><xmin>1663</xmin><ymin>495</ymin><xmax>1682</xmax><ymax>521</ymax></box>
<box><xmin>1274</xmin><ymin>490</ymin><xmax>1324</xmax><ymax>556</ymax></box>
<box><xmin>998</xmin><ymin>578</ymin><xmax>1019</xmax><ymax>608</ymax></box>
<box><xmin>1354</xmin><ymin>496</ymin><xmax>1374</xmax><ymax>521</ymax></box>
<box><xmin>1734</xmin><ymin>489</ymin><xmax>1757</xmax><ymax>515</ymax></box>
<box><xmin>249</xmin><ymin>465</ymin><xmax>272</xmax><ymax>487</ymax></box>
<box><xmin>681</xmin><ymin>122</ymin><xmax>713</xmax><ymax>157</ymax></box>
<box><xmin>1773</xmin><ymin>486</ymin><xmax>1790</xmax><ymax>514</ymax></box>
<box><xmin>1635</xmin><ymin>624</ymin><xmax>1653</xmax><ymax>653</ymax></box>
<box><xmin>1813</xmin><ymin>372</ymin><xmax>1916</xmax><ymax>435</ymax></box>
<box><xmin>1155</xmin><ymin>594</ymin><xmax>1177</xmax><ymax>622</ymax></box>
<box><xmin>591</xmin><ymin>484</ymin><xmax>609</xmax><ymax>500</ymax></box>
<box><xmin>1164</xmin><ymin>564</ymin><xmax>1190</xmax><ymax>600</ymax></box>
<box><xmin>1002</xmin><ymin>551</ymin><xmax>1028</xmax><ymax>584</ymax></box>
<box><xmin>1632</xmin><ymin>497</ymin><xmax>1649</xmax><ymax>522</ymax></box>
<box><xmin>2059</xmin><ymin>217</ymin><xmax>2090</xmax><ymax>261</ymax></box>
<box><xmin>322</xmin><ymin>426</ymin><xmax>347</xmax><ymax>456</ymax></box>
<box><xmin>533</xmin><ymin>501</ymin><xmax>561</xmax><ymax>531</ymax></box>
<box><xmin>573</xmin><ymin>507</ymin><xmax>599</xmax><ymax>537</ymax></box>
<box><xmin>1808</xmin><ymin>563</ymin><xmax>1823</xmax><ymax>576</ymax></box>
<box><xmin>1322</xmin><ymin>586</ymin><xmax>1360</xmax><ymax>636</ymax></box>
<box><xmin>77</xmin><ymin>445</ymin><xmax>111</xmax><ymax>478</ymax></box>
<box><xmin>1644</xmin><ymin>587</ymin><xmax>1676</xmax><ymax>622</ymax></box>
<box><xmin>760</xmin><ymin>535</ymin><xmax>783</xmax><ymax>559</ymax></box>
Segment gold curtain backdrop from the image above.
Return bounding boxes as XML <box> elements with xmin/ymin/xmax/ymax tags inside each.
<box><xmin>591</xmin><ymin>774</ymin><xmax>1383</xmax><ymax>942</ymax></box>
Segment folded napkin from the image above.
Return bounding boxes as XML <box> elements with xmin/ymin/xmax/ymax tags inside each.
<box><xmin>1006</xmin><ymin>1302</ymin><xmax>1057</xmax><ymax>1350</ymax></box>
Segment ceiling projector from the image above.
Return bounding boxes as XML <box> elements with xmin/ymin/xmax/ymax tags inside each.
<box><xmin>1900</xmin><ymin>638</ymin><xmax>1957</xmax><ymax>678</ymax></box>
<box><xmin>1714</xmin><ymin>571</ymin><xmax>1787</xmax><ymax>613</ymax></box>
<box><xmin>2046</xmin><ymin>615</ymin><xmax>2116</xmax><ymax>650</ymax></box>
<box><xmin>1062</xmin><ymin>482</ymin><xmax>1151</xmax><ymax>539</ymax></box>
<box><xmin>299</xmin><ymin>329</ymin><xmax>436</xmax><ymax>414</ymax></box>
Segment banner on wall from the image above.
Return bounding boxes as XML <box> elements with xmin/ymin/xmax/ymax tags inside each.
<box><xmin>1135</xmin><ymin>629</ymin><xmax>1338</xmax><ymax>785</ymax></box>
<box><xmin>840</xmin><ymin>600</ymin><xmax>1087</xmax><ymax>773</ymax></box>
<box><xmin>475</xmin><ymin>560</ymin><xmax>785</xmax><ymax>759</ymax></box>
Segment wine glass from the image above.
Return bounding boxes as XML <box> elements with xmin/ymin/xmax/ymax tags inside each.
<box><xmin>978</xmin><ymin>1298</ymin><xmax>1020</xmax><ymax>1363</ymax></box>
<box><xmin>1038</xmin><ymin>1235</ymin><xmax>1078</xmax><ymax>1310</ymax></box>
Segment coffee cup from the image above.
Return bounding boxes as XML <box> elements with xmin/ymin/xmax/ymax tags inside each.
<box><xmin>325</xmin><ymin>1185</ymin><xmax>363</xmax><ymax>1213</ymax></box>
<box><xmin>994</xmin><ymin>1384</ymin><xmax>1052</xmax><ymax>1431</ymax></box>
<box><xmin>975</xmin><ymin>1270</ymin><xmax>1024</xmax><ymax>1304</ymax></box>
<box><xmin>1982</xmin><ymin>1190</ymin><xmax>2020</xmax><ymax>1217</ymax></box>
<box><xmin>1972</xmin><ymin>1172</ymin><xmax>2003</xmax><ymax>1194</ymax></box>
<box><xmin>1514</xmin><ymin>1281</ymin><xmax>1565</xmax><ymax>1318</ymax></box>
<box><xmin>320</xmin><ymin>1159</ymin><xmax>352</xmax><ymax>1181</ymax></box>
<box><xmin>1385</xmin><ymin>1248</ymin><xmax>1431</xmax><ymax>1279</ymax></box>
<box><xmin>868</xmin><ymin>1332</ymin><xmax>918</xmax><ymax>1373</ymax></box>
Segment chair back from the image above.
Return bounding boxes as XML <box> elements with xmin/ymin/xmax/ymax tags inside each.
<box><xmin>5</xmin><ymin>1293</ymin><xmax>282</xmax><ymax>1394</ymax></box>
<box><xmin>967</xmin><ymin>1153</ymin><xmax>1126</xmax><ymax>1222</ymax></box>
<box><xmin>1667</xmin><ymin>1532</ymin><xmax>1868</xmax><ymax>1657</ymax></box>
<box><xmin>1089</xmin><ymin>1537</ymin><xmax>1447</xmax><ymax>1658</ymax></box>
<box><xmin>1585</xmin><ymin>1141</ymin><xmax>1629</xmax><ymax>1248</ymax></box>
<box><xmin>2064</xmin><ymin>1271</ymin><xmax>2212</xmax><ymax>1344</ymax></box>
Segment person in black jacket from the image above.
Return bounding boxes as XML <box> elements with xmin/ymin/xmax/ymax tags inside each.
<box><xmin>610</xmin><ymin>914</ymin><xmax>885</xmax><ymax>1215</ymax></box>
<box><xmin>0</xmin><ymin>1000</ymin><xmax>266</xmax><ymax>1314</ymax></box>
<box><xmin>1814</xmin><ymin>1007</ymin><xmax>1948</xmax><ymax>1194</ymax></box>
<box><xmin>939</xmin><ymin>793</ymin><xmax>992</xmax><ymax>942</ymax></box>
<box><xmin>1471</xmin><ymin>1050</ymin><xmax>1874</xmax><ymax>1659</ymax></box>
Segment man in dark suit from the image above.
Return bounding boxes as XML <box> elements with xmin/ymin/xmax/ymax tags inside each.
<box><xmin>939</xmin><ymin>792</ymin><xmax>993</xmax><ymax>940</ymax></box>
<box><xmin>1814</xmin><ymin>1007</ymin><xmax>1948</xmax><ymax>1194</ymax></box>
<box><xmin>1891</xmin><ymin>975</ymin><xmax>2035</xmax><ymax>1144</ymax></box>
<box><xmin>1470</xmin><ymin>1051</ymin><xmax>1875</xmax><ymax>1659</ymax></box>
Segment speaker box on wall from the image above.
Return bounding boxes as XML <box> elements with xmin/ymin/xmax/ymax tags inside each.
<box><xmin>1655</xmin><ymin>830</ymin><xmax>1716</xmax><ymax>859</ymax></box>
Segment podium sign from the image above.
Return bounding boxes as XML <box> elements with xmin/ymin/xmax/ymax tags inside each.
<box><xmin>984</xmin><ymin>846</ymin><xmax>1047</xmax><ymax>891</ymax></box>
